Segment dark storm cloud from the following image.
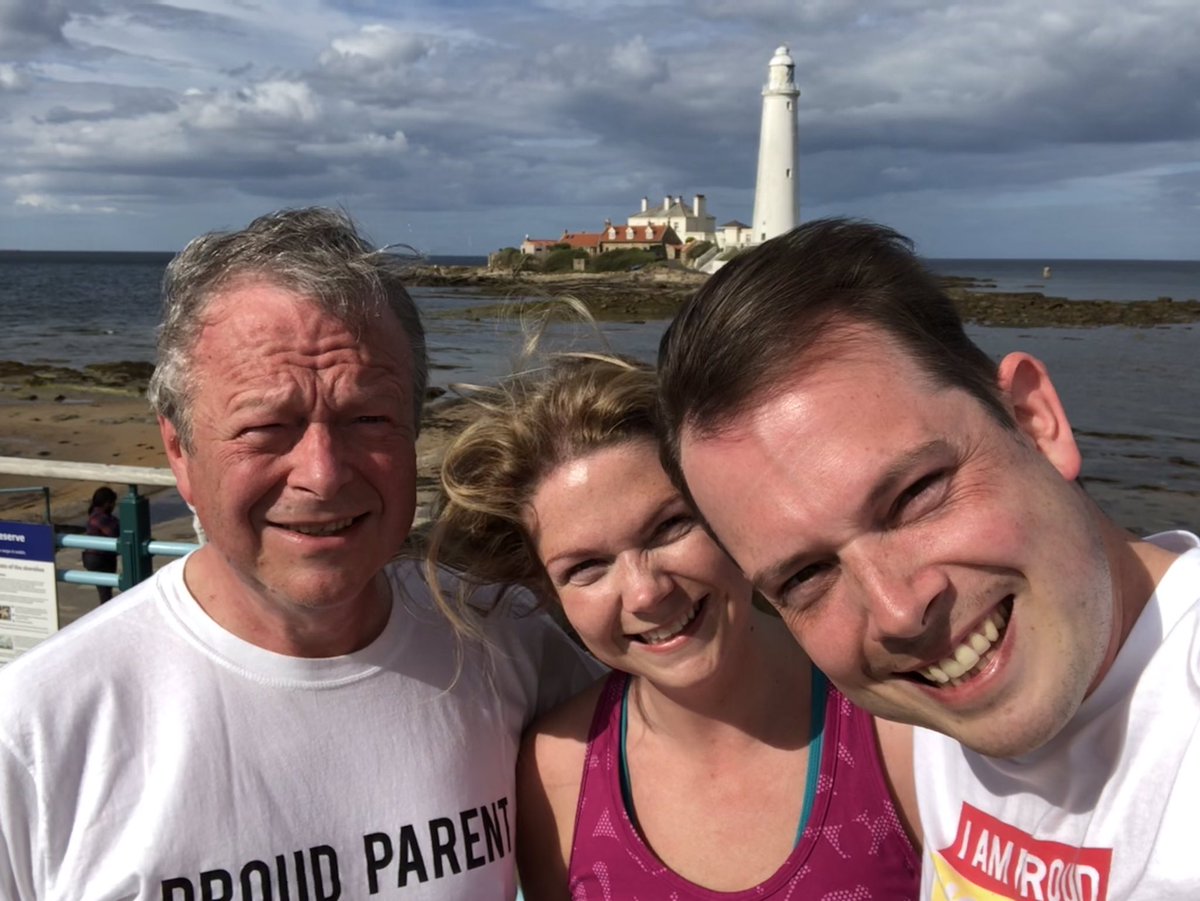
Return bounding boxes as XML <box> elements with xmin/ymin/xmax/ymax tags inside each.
<box><xmin>799</xmin><ymin>45</ymin><xmax>1200</xmax><ymax>156</ymax></box>
<box><xmin>118</xmin><ymin>0</ymin><xmax>245</xmax><ymax>32</ymax></box>
<box><xmin>1154</xmin><ymin>166</ymin><xmax>1200</xmax><ymax>212</ymax></box>
<box><xmin>0</xmin><ymin>0</ymin><xmax>70</xmax><ymax>53</ymax></box>
<box><xmin>553</xmin><ymin>85</ymin><xmax>756</xmax><ymax>189</ymax></box>
<box><xmin>800</xmin><ymin>141</ymin><xmax>1198</xmax><ymax>208</ymax></box>
<box><xmin>40</xmin><ymin>89</ymin><xmax>178</xmax><ymax>123</ymax></box>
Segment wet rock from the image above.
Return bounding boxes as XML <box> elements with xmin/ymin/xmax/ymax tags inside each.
<box><xmin>83</xmin><ymin>360</ymin><xmax>156</xmax><ymax>391</ymax></box>
<box><xmin>947</xmin><ymin>288</ymin><xmax>1200</xmax><ymax>328</ymax></box>
<box><xmin>408</xmin><ymin>266</ymin><xmax>1200</xmax><ymax>328</ymax></box>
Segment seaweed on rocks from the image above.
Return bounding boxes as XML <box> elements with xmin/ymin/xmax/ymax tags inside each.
<box><xmin>405</xmin><ymin>265</ymin><xmax>1200</xmax><ymax>328</ymax></box>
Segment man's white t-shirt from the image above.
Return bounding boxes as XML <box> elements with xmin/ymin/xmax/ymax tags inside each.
<box><xmin>917</xmin><ymin>531</ymin><xmax>1200</xmax><ymax>900</ymax></box>
<box><xmin>0</xmin><ymin>557</ymin><xmax>601</xmax><ymax>900</ymax></box>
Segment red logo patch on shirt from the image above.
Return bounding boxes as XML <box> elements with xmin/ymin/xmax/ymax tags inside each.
<box><xmin>929</xmin><ymin>803</ymin><xmax>1111</xmax><ymax>901</ymax></box>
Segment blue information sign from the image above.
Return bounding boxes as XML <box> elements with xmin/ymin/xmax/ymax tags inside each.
<box><xmin>0</xmin><ymin>520</ymin><xmax>59</xmax><ymax>665</ymax></box>
<box><xmin>0</xmin><ymin>521</ymin><xmax>55</xmax><ymax>563</ymax></box>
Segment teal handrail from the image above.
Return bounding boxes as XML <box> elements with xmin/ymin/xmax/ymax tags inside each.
<box><xmin>0</xmin><ymin>456</ymin><xmax>200</xmax><ymax>592</ymax></box>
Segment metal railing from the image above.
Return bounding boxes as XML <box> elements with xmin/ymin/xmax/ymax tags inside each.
<box><xmin>0</xmin><ymin>457</ymin><xmax>200</xmax><ymax>591</ymax></box>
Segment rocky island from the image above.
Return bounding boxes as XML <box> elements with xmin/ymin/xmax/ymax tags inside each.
<box><xmin>404</xmin><ymin>265</ymin><xmax>1200</xmax><ymax>329</ymax></box>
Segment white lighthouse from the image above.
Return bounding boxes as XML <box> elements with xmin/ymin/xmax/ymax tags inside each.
<box><xmin>750</xmin><ymin>45</ymin><xmax>799</xmax><ymax>243</ymax></box>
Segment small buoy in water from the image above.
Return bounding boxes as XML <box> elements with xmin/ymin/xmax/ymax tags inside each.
<box><xmin>1042</xmin><ymin>265</ymin><xmax>1052</xmax><ymax>279</ymax></box>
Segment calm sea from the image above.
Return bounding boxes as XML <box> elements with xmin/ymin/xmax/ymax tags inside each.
<box><xmin>926</xmin><ymin>258</ymin><xmax>1200</xmax><ymax>302</ymax></box>
<box><xmin>0</xmin><ymin>252</ymin><xmax>1196</xmax><ymax>533</ymax></box>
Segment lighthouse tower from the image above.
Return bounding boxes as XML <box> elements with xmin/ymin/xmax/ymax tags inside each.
<box><xmin>750</xmin><ymin>45</ymin><xmax>799</xmax><ymax>243</ymax></box>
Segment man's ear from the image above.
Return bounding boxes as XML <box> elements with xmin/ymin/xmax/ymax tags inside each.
<box><xmin>996</xmin><ymin>352</ymin><xmax>1082</xmax><ymax>481</ymax></box>
<box><xmin>158</xmin><ymin>415</ymin><xmax>194</xmax><ymax>506</ymax></box>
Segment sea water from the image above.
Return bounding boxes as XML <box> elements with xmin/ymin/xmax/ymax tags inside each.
<box><xmin>1</xmin><ymin>253</ymin><xmax>1197</xmax><ymax>532</ymax></box>
<box><xmin>926</xmin><ymin>258</ymin><xmax>1200</xmax><ymax>302</ymax></box>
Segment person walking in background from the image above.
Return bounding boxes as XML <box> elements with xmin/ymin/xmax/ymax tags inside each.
<box><xmin>81</xmin><ymin>486</ymin><xmax>119</xmax><ymax>603</ymax></box>
<box><xmin>429</xmin><ymin>354</ymin><xmax>920</xmax><ymax>900</ymax></box>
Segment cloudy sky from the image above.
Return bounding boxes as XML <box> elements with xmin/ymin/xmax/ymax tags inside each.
<box><xmin>1</xmin><ymin>0</ymin><xmax>1197</xmax><ymax>258</ymax></box>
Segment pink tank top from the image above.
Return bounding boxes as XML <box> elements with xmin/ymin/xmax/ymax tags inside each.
<box><xmin>567</xmin><ymin>671</ymin><xmax>919</xmax><ymax>899</ymax></box>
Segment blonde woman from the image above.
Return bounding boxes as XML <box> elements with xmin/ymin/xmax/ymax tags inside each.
<box><xmin>428</xmin><ymin>355</ymin><xmax>920</xmax><ymax>900</ymax></box>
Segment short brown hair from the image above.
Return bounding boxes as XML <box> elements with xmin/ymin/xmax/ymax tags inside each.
<box><xmin>657</xmin><ymin>218</ymin><xmax>1010</xmax><ymax>489</ymax></box>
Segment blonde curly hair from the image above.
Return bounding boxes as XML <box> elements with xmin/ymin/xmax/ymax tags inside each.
<box><xmin>425</xmin><ymin>352</ymin><xmax>661</xmax><ymax>638</ymax></box>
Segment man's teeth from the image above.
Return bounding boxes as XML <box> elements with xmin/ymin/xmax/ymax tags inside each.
<box><xmin>638</xmin><ymin>603</ymin><xmax>701</xmax><ymax>645</ymax></box>
<box><xmin>289</xmin><ymin>518</ymin><xmax>354</xmax><ymax>536</ymax></box>
<box><xmin>919</xmin><ymin>606</ymin><xmax>1009</xmax><ymax>685</ymax></box>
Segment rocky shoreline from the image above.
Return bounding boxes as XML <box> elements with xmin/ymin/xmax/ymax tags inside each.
<box><xmin>411</xmin><ymin>265</ymin><xmax>703</xmax><ymax>320</ymax></box>
<box><xmin>2</xmin><ymin>269</ymin><xmax>1197</xmax><ymax>401</ymax></box>
<box><xmin>407</xmin><ymin>265</ymin><xmax>1200</xmax><ymax>329</ymax></box>
<box><xmin>939</xmin><ymin>278</ymin><xmax>1200</xmax><ymax>328</ymax></box>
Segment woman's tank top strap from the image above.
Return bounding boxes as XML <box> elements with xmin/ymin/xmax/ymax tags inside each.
<box><xmin>568</xmin><ymin>672</ymin><xmax>651</xmax><ymax>884</ymax></box>
<box><xmin>805</xmin><ymin>682</ymin><xmax>921</xmax><ymax>896</ymax></box>
<box><xmin>567</xmin><ymin>668</ymin><xmax>919</xmax><ymax>899</ymax></box>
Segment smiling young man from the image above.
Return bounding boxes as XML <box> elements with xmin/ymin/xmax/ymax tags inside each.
<box><xmin>0</xmin><ymin>209</ymin><xmax>598</xmax><ymax>901</ymax></box>
<box><xmin>657</xmin><ymin>218</ymin><xmax>1200</xmax><ymax>900</ymax></box>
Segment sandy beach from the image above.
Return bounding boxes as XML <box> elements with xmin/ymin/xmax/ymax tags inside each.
<box><xmin>0</xmin><ymin>379</ymin><xmax>481</xmax><ymax>627</ymax></box>
<box><xmin>0</xmin><ymin>384</ymin><xmax>163</xmax><ymax>520</ymax></box>
<box><xmin>0</xmin><ymin>380</ymin><xmax>476</xmax><ymax>522</ymax></box>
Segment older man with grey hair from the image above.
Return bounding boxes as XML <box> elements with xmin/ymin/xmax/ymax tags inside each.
<box><xmin>0</xmin><ymin>208</ymin><xmax>599</xmax><ymax>900</ymax></box>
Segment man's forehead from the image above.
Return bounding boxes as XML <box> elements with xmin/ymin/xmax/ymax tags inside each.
<box><xmin>200</xmin><ymin>278</ymin><xmax>322</xmax><ymax>328</ymax></box>
<box><xmin>683</xmin><ymin>325</ymin><xmax>956</xmax><ymax>444</ymax></box>
<box><xmin>678</xmin><ymin>354</ymin><xmax>982</xmax><ymax>520</ymax></box>
<box><xmin>199</xmin><ymin>284</ymin><xmax>405</xmax><ymax>353</ymax></box>
<box><xmin>190</xmin><ymin>291</ymin><xmax>410</xmax><ymax>394</ymax></box>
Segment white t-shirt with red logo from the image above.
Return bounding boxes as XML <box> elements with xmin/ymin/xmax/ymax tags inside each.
<box><xmin>916</xmin><ymin>531</ymin><xmax>1200</xmax><ymax>901</ymax></box>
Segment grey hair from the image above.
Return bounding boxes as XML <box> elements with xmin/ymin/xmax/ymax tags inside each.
<box><xmin>148</xmin><ymin>207</ymin><xmax>428</xmax><ymax>449</ymax></box>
